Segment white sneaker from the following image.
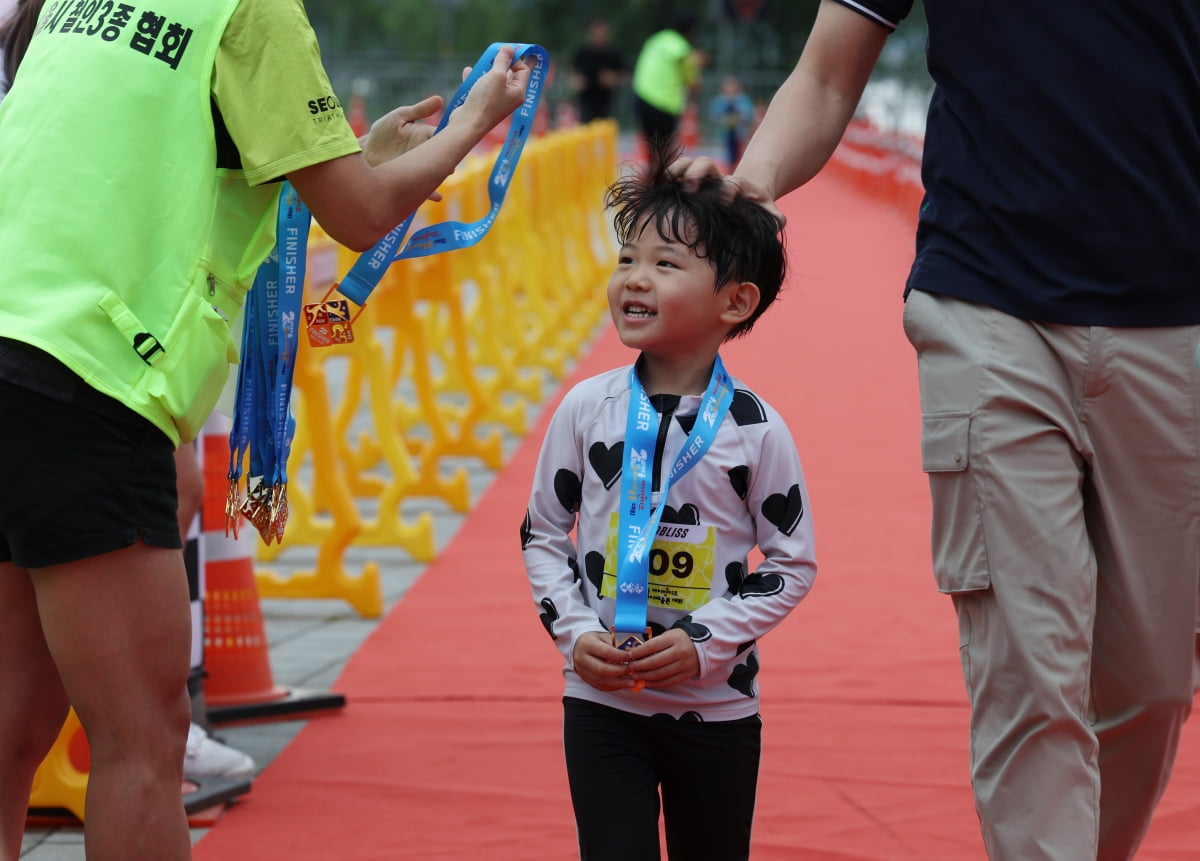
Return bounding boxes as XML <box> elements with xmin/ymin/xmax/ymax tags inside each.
<box><xmin>184</xmin><ymin>722</ymin><xmax>256</xmax><ymax>779</ymax></box>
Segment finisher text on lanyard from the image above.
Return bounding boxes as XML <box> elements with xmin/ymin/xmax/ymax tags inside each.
<box><xmin>612</xmin><ymin>358</ymin><xmax>734</xmax><ymax>670</ymax></box>
<box><xmin>303</xmin><ymin>41</ymin><xmax>549</xmax><ymax>348</ymax></box>
<box><xmin>225</xmin><ymin>186</ymin><xmax>306</xmax><ymax>543</ymax></box>
<box><xmin>227</xmin><ymin>43</ymin><xmax>548</xmax><ymax>544</ymax></box>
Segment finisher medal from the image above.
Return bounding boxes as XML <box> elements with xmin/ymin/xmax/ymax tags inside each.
<box><xmin>303</xmin><ymin>292</ymin><xmax>356</xmax><ymax>347</ymax></box>
<box><xmin>612</xmin><ymin>626</ymin><xmax>652</xmax><ymax>693</ymax></box>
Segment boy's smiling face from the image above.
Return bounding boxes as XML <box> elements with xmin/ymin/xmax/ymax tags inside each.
<box><xmin>607</xmin><ymin>218</ymin><xmax>734</xmax><ymax>363</ymax></box>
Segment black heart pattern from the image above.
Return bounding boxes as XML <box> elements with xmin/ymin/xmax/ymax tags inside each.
<box><xmin>520</xmin><ymin>510</ymin><xmax>534</xmax><ymax>550</ymax></box>
<box><xmin>738</xmin><ymin>572</ymin><xmax>784</xmax><ymax>599</ymax></box>
<box><xmin>588</xmin><ymin>441</ymin><xmax>623</xmax><ymax>490</ymax></box>
<box><xmin>585</xmin><ymin>551</ymin><xmax>606</xmax><ymax>597</ymax></box>
<box><xmin>553</xmin><ymin>469</ymin><xmax>582</xmax><ymax>514</ymax></box>
<box><xmin>539</xmin><ymin>598</ymin><xmax>560</xmax><ymax>640</ymax></box>
<box><xmin>660</xmin><ymin>502</ymin><xmax>700</xmax><ymax>525</ymax></box>
<box><xmin>725</xmin><ymin>561</ymin><xmax>746</xmax><ymax>595</ymax></box>
<box><xmin>761</xmin><ymin>484</ymin><xmax>804</xmax><ymax>536</ymax></box>
<box><xmin>728</xmin><ymin>651</ymin><xmax>759</xmax><ymax>698</ymax></box>
<box><xmin>673</xmin><ymin>616</ymin><xmax>712</xmax><ymax>642</ymax></box>
<box><xmin>728</xmin><ymin>465</ymin><xmax>750</xmax><ymax>500</ymax></box>
<box><xmin>729</xmin><ymin>389</ymin><xmax>768</xmax><ymax>426</ymax></box>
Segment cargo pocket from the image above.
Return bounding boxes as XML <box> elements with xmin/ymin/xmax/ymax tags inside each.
<box><xmin>921</xmin><ymin>412</ymin><xmax>991</xmax><ymax>593</ymax></box>
<box><xmin>99</xmin><ymin>289</ymin><xmax>237</xmax><ymax>443</ymax></box>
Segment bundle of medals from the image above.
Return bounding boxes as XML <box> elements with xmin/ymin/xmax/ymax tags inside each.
<box><xmin>225</xmin><ymin>185</ymin><xmax>307</xmax><ymax>545</ymax></box>
<box><xmin>225</xmin><ymin>43</ymin><xmax>549</xmax><ymax>545</ymax></box>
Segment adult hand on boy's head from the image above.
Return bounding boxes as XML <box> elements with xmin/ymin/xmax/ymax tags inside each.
<box><xmin>453</xmin><ymin>44</ymin><xmax>532</xmax><ymax>137</ymax></box>
<box><xmin>360</xmin><ymin>95</ymin><xmax>443</xmax><ymax>167</ymax></box>
<box><xmin>668</xmin><ymin>155</ymin><xmax>788</xmax><ymax>228</ymax></box>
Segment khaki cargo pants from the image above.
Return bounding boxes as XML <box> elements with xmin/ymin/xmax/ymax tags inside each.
<box><xmin>903</xmin><ymin>289</ymin><xmax>1200</xmax><ymax>861</ymax></box>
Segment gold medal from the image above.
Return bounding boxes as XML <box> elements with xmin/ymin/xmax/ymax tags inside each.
<box><xmin>303</xmin><ymin>283</ymin><xmax>362</xmax><ymax>348</ymax></box>
<box><xmin>611</xmin><ymin>626</ymin><xmax>652</xmax><ymax>693</ymax></box>
<box><xmin>611</xmin><ymin>628</ymin><xmax>650</xmax><ymax>651</ymax></box>
<box><xmin>224</xmin><ymin>481</ymin><xmax>242</xmax><ymax>538</ymax></box>
<box><xmin>239</xmin><ymin>480</ymin><xmax>274</xmax><ymax>544</ymax></box>
<box><xmin>269</xmin><ymin>485</ymin><xmax>289</xmax><ymax>545</ymax></box>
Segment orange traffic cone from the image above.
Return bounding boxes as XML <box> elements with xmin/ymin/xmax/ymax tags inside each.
<box><xmin>27</xmin><ymin>709</ymin><xmax>89</xmax><ymax>822</ymax></box>
<box><xmin>200</xmin><ymin>416</ymin><xmax>345</xmax><ymax>724</ymax></box>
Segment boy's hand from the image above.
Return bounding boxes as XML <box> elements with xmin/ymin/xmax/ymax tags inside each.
<box><xmin>452</xmin><ymin>45</ymin><xmax>532</xmax><ymax>136</ymax></box>
<box><xmin>626</xmin><ymin>628</ymin><xmax>700</xmax><ymax>690</ymax></box>
<box><xmin>360</xmin><ymin>95</ymin><xmax>443</xmax><ymax>167</ymax></box>
<box><xmin>572</xmin><ymin>631</ymin><xmax>641</xmax><ymax>692</ymax></box>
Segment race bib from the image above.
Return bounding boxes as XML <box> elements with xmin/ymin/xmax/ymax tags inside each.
<box><xmin>601</xmin><ymin>512</ymin><xmax>715</xmax><ymax>612</ymax></box>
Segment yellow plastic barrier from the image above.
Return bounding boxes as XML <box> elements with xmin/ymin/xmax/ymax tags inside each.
<box><xmin>254</xmin><ymin>123</ymin><xmax>618</xmax><ymax>616</ymax></box>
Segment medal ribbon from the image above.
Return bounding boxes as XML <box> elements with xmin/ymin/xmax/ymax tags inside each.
<box><xmin>228</xmin><ymin>42</ymin><xmax>547</xmax><ymax>543</ymax></box>
<box><xmin>226</xmin><ymin>187</ymin><xmax>308</xmax><ymax>543</ymax></box>
<box><xmin>335</xmin><ymin>41</ymin><xmax>549</xmax><ymax>308</ymax></box>
<box><xmin>612</xmin><ymin>357</ymin><xmax>735</xmax><ymax>635</ymax></box>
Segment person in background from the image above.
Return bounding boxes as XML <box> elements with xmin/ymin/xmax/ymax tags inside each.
<box><xmin>0</xmin><ymin>2</ymin><xmax>529</xmax><ymax>859</ymax></box>
<box><xmin>708</xmin><ymin>74</ymin><xmax>756</xmax><ymax>169</ymax></box>
<box><xmin>520</xmin><ymin>138</ymin><xmax>816</xmax><ymax>861</ymax></box>
<box><xmin>569</xmin><ymin>17</ymin><xmax>627</xmax><ymax>125</ymax></box>
<box><xmin>674</xmin><ymin>1</ymin><xmax>1200</xmax><ymax>859</ymax></box>
<box><xmin>631</xmin><ymin>10</ymin><xmax>703</xmax><ymax>151</ymax></box>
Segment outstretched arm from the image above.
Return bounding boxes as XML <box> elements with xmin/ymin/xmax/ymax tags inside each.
<box><xmin>674</xmin><ymin>1</ymin><xmax>889</xmax><ymax>220</ymax></box>
<box><xmin>288</xmin><ymin>46</ymin><xmax>530</xmax><ymax>251</ymax></box>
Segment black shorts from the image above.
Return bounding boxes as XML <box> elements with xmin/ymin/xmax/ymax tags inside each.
<box><xmin>0</xmin><ymin>381</ymin><xmax>181</xmax><ymax>568</ymax></box>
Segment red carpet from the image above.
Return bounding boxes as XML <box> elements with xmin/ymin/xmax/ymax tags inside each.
<box><xmin>193</xmin><ymin>172</ymin><xmax>1200</xmax><ymax>860</ymax></box>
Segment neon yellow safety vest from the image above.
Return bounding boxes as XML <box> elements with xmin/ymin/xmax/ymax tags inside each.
<box><xmin>632</xmin><ymin>29</ymin><xmax>697</xmax><ymax>116</ymax></box>
<box><xmin>0</xmin><ymin>0</ymin><xmax>280</xmax><ymax>444</ymax></box>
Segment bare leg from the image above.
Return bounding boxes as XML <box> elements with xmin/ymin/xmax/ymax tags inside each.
<box><xmin>34</xmin><ymin>542</ymin><xmax>192</xmax><ymax>861</ymax></box>
<box><xmin>0</xmin><ymin>561</ymin><xmax>71</xmax><ymax>861</ymax></box>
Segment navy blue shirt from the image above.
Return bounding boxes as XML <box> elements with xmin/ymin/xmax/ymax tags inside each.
<box><xmin>837</xmin><ymin>0</ymin><xmax>1200</xmax><ymax>326</ymax></box>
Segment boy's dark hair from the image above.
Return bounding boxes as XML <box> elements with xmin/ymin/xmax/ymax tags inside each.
<box><xmin>606</xmin><ymin>136</ymin><xmax>786</xmax><ymax>341</ymax></box>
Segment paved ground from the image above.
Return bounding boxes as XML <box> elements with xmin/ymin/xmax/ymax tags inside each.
<box><xmin>18</xmin><ymin>392</ymin><xmax>551</xmax><ymax>860</ymax></box>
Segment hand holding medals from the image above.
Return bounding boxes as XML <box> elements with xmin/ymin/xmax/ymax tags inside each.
<box><xmin>226</xmin><ymin>43</ymin><xmax>549</xmax><ymax>546</ymax></box>
<box><xmin>571</xmin><ymin>628</ymin><xmax>701</xmax><ymax>694</ymax></box>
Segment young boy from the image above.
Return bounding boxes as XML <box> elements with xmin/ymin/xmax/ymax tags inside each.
<box><xmin>520</xmin><ymin>140</ymin><xmax>816</xmax><ymax>861</ymax></box>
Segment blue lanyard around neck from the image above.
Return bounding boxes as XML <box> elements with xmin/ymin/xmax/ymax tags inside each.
<box><xmin>612</xmin><ymin>356</ymin><xmax>735</xmax><ymax>634</ymax></box>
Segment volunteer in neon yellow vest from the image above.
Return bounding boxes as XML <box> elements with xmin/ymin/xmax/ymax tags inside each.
<box><xmin>0</xmin><ymin>1</ymin><xmax>531</xmax><ymax>856</ymax></box>
<box><xmin>632</xmin><ymin>11</ymin><xmax>701</xmax><ymax>148</ymax></box>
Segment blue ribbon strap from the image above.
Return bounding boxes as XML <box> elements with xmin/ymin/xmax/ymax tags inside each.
<box><xmin>338</xmin><ymin>42</ymin><xmax>549</xmax><ymax>306</ymax></box>
<box><xmin>612</xmin><ymin>357</ymin><xmax>735</xmax><ymax>638</ymax></box>
<box><xmin>229</xmin><ymin>43</ymin><xmax>547</xmax><ymax>544</ymax></box>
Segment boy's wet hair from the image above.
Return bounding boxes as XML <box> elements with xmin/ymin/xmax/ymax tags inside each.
<box><xmin>605</xmin><ymin>136</ymin><xmax>786</xmax><ymax>340</ymax></box>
